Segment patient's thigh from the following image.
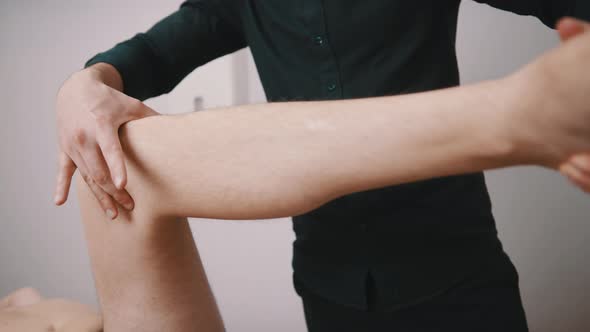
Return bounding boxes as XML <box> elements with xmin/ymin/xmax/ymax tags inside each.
<box><xmin>76</xmin><ymin>174</ymin><xmax>224</xmax><ymax>332</ymax></box>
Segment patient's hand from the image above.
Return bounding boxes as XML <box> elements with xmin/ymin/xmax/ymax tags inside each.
<box><xmin>0</xmin><ymin>288</ymin><xmax>102</xmax><ymax>332</ymax></box>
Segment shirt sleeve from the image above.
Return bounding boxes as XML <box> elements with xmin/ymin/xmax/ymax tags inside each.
<box><xmin>473</xmin><ymin>0</ymin><xmax>590</xmax><ymax>28</ymax></box>
<box><xmin>84</xmin><ymin>0</ymin><xmax>246</xmax><ymax>101</ymax></box>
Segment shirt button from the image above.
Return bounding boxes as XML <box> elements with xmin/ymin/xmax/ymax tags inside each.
<box><xmin>313</xmin><ymin>35</ymin><xmax>325</xmax><ymax>46</ymax></box>
<box><xmin>327</xmin><ymin>83</ymin><xmax>337</xmax><ymax>92</ymax></box>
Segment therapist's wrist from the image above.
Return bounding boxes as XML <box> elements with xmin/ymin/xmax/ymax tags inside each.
<box><xmin>83</xmin><ymin>62</ymin><xmax>124</xmax><ymax>92</ymax></box>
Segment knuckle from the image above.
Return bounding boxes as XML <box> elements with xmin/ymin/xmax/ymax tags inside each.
<box><xmin>82</xmin><ymin>174</ymin><xmax>92</xmax><ymax>183</ymax></box>
<box><xmin>95</xmin><ymin>192</ymin><xmax>111</xmax><ymax>205</ymax></box>
<box><xmin>73</xmin><ymin>129</ymin><xmax>87</xmax><ymax>145</ymax></box>
<box><xmin>94</xmin><ymin>173</ymin><xmax>109</xmax><ymax>185</ymax></box>
<box><xmin>98</xmin><ymin>194</ymin><xmax>108</xmax><ymax>203</ymax></box>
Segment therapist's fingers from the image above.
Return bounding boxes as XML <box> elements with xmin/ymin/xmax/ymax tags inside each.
<box><xmin>568</xmin><ymin>154</ymin><xmax>590</xmax><ymax>174</ymax></box>
<box><xmin>54</xmin><ymin>151</ymin><xmax>77</xmax><ymax>206</ymax></box>
<box><xmin>72</xmin><ymin>150</ymin><xmax>119</xmax><ymax>220</ymax></box>
<box><xmin>81</xmin><ymin>144</ymin><xmax>134</xmax><ymax>211</ymax></box>
<box><xmin>560</xmin><ymin>160</ymin><xmax>590</xmax><ymax>193</ymax></box>
<box><xmin>556</xmin><ymin>17</ymin><xmax>590</xmax><ymax>41</ymax></box>
<box><xmin>96</xmin><ymin>121</ymin><xmax>127</xmax><ymax>190</ymax></box>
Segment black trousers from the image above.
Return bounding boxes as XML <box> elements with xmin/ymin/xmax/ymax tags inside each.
<box><xmin>298</xmin><ymin>270</ymin><xmax>529</xmax><ymax>332</ymax></box>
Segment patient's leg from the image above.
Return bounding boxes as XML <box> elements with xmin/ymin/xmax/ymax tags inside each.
<box><xmin>114</xmin><ymin>83</ymin><xmax>511</xmax><ymax>221</ymax></box>
<box><xmin>76</xmin><ymin>82</ymin><xmax>514</xmax><ymax>331</ymax></box>
<box><xmin>76</xmin><ymin>175</ymin><xmax>224</xmax><ymax>332</ymax></box>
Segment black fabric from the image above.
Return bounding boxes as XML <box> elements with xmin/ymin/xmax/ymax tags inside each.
<box><xmin>298</xmin><ymin>250</ymin><xmax>529</xmax><ymax>332</ymax></box>
<box><xmin>84</xmin><ymin>0</ymin><xmax>590</xmax><ymax>311</ymax></box>
<box><xmin>85</xmin><ymin>0</ymin><xmax>247</xmax><ymax>101</ymax></box>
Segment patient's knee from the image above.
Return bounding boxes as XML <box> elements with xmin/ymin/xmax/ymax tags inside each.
<box><xmin>77</xmin><ymin>115</ymin><xmax>180</xmax><ymax>221</ymax></box>
<box><xmin>75</xmin><ymin>168</ymin><xmax>163</xmax><ymax>227</ymax></box>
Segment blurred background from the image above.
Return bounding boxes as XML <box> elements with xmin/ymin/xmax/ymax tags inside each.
<box><xmin>0</xmin><ymin>1</ymin><xmax>589</xmax><ymax>331</ymax></box>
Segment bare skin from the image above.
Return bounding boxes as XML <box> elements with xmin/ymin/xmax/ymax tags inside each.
<box><xmin>0</xmin><ymin>288</ymin><xmax>102</xmax><ymax>332</ymax></box>
<box><xmin>54</xmin><ymin>19</ymin><xmax>590</xmax><ymax>218</ymax></box>
<box><xmin>72</xmin><ymin>24</ymin><xmax>590</xmax><ymax>332</ymax></box>
<box><xmin>556</xmin><ymin>18</ymin><xmax>590</xmax><ymax>187</ymax></box>
<box><xmin>54</xmin><ymin>63</ymin><xmax>156</xmax><ymax>219</ymax></box>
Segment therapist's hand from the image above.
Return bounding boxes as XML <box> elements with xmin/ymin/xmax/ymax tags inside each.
<box><xmin>506</xmin><ymin>18</ymin><xmax>590</xmax><ymax>192</ymax></box>
<box><xmin>54</xmin><ymin>63</ymin><xmax>158</xmax><ymax>219</ymax></box>
<box><xmin>554</xmin><ymin>18</ymin><xmax>590</xmax><ymax>192</ymax></box>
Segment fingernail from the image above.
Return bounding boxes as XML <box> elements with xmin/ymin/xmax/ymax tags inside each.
<box><xmin>106</xmin><ymin>209</ymin><xmax>115</xmax><ymax>219</ymax></box>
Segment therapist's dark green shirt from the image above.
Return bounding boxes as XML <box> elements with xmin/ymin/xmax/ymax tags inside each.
<box><xmin>86</xmin><ymin>0</ymin><xmax>590</xmax><ymax>311</ymax></box>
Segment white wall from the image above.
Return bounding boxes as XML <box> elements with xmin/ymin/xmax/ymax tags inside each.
<box><xmin>0</xmin><ymin>1</ymin><xmax>589</xmax><ymax>332</ymax></box>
